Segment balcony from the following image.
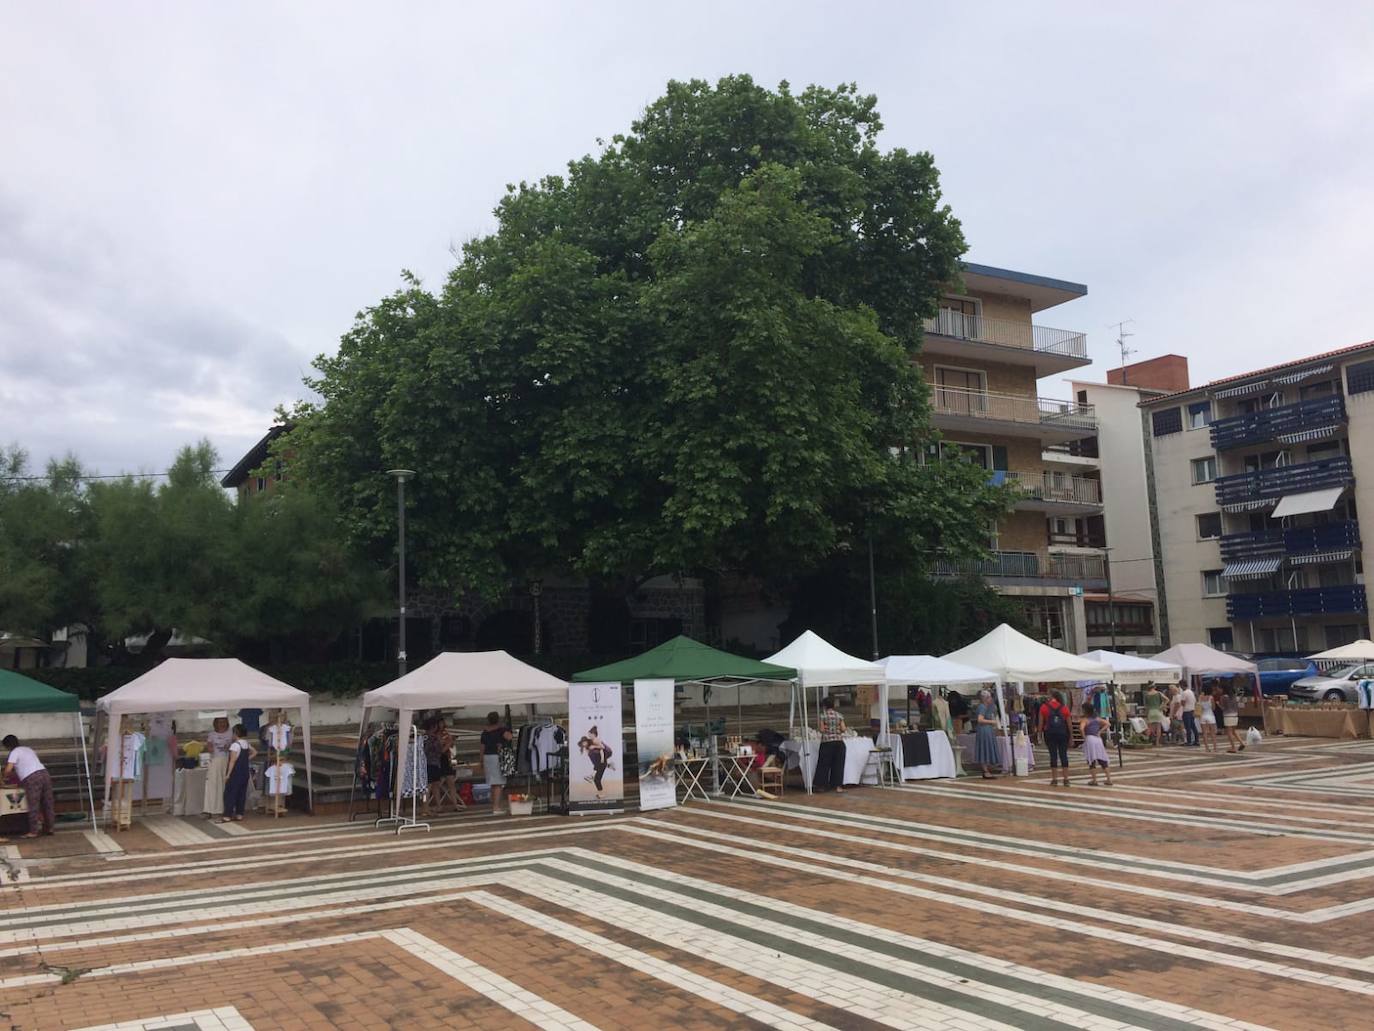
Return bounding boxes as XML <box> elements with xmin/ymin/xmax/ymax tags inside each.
<box><xmin>928</xmin><ymin>384</ymin><xmax>1097</xmax><ymax>442</ymax></box>
<box><xmin>1213</xmin><ymin>456</ymin><xmax>1354</xmax><ymax>510</ymax></box>
<box><xmin>1048</xmin><ymin>528</ymin><xmax>1108</xmax><ymax>549</ymax></box>
<box><xmin>1002</xmin><ymin>470</ymin><xmax>1102</xmax><ymax>513</ymax></box>
<box><xmin>932</xmin><ymin>550</ymin><xmax>1107</xmax><ymax>588</ymax></box>
<box><xmin>921</xmin><ymin>310</ymin><xmax>1090</xmax><ymax>375</ymax></box>
<box><xmin>1210</xmin><ymin>395</ymin><xmax>1347</xmax><ymax>452</ymax></box>
<box><xmin>1043</xmin><ymin>438</ymin><xmax>1100</xmax><ymax>465</ymax></box>
<box><xmin>1284</xmin><ymin>521</ymin><xmax>1362</xmax><ymax>563</ymax></box>
<box><xmin>1226</xmin><ymin>585</ymin><xmax>1368</xmax><ymax>621</ymax></box>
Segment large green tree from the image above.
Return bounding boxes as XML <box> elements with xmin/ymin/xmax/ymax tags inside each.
<box><xmin>287</xmin><ymin>75</ymin><xmax>1012</xmax><ymax>601</ymax></box>
<box><xmin>0</xmin><ymin>446</ymin><xmax>91</xmax><ymax>636</ymax></box>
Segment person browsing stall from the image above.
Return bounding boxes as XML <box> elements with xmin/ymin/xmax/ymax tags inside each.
<box><xmin>815</xmin><ymin>697</ymin><xmax>847</xmax><ymax>793</ymax></box>
<box><xmin>480</xmin><ymin>711</ymin><xmax>512</xmax><ymax>814</ymax></box>
<box><xmin>1039</xmin><ymin>690</ymin><xmax>1073</xmax><ymax>787</ymax></box>
<box><xmin>2</xmin><ymin>735</ymin><xmax>55</xmax><ymax>839</ymax></box>
<box><xmin>220</xmin><ymin>724</ymin><xmax>255</xmax><ymax>823</ymax></box>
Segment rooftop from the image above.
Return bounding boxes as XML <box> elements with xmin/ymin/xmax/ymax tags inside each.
<box><xmin>959</xmin><ymin>262</ymin><xmax>1087</xmax><ymax>312</ymax></box>
<box><xmin>1139</xmin><ymin>339</ymin><xmax>1374</xmax><ymax>407</ymax></box>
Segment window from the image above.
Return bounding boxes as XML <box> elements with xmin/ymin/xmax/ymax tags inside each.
<box><xmin>1197</xmin><ymin>513</ymin><xmax>1222</xmax><ymax>540</ymax></box>
<box><xmin>1077</xmin><ymin>389</ymin><xmax>1088</xmax><ymax>405</ymax></box>
<box><xmin>1346</xmin><ymin>360</ymin><xmax>1374</xmax><ymax>396</ymax></box>
<box><xmin>1202</xmin><ymin>570</ymin><xmax>1226</xmax><ymax>596</ymax></box>
<box><xmin>1086</xmin><ymin>602</ymin><xmax>1153</xmax><ymax>635</ymax></box>
<box><xmin>1306</xmin><ymin>441</ymin><xmax>1341</xmax><ymax>461</ymax></box>
<box><xmin>1152</xmin><ymin>408</ymin><xmax>1182</xmax><ymax>437</ymax></box>
<box><xmin>1187</xmin><ymin>401</ymin><xmax>1212</xmax><ymax>429</ymax></box>
<box><xmin>934</xmin><ymin>366</ymin><xmax>987</xmax><ymax>414</ymax></box>
<box><xmin>1191</xmin><ymin>456</ymin><xmax>1218</xmax><ymax>484</ymax></box>
<box><xmin>255</xmin><ymin>476</ymin><xmax>267</xmax><ymax>492</ymax></box>
<box><xmin>1326</xmin><ymin>625</ymin><xmax>1363</xmax><ymax>649</ymax></box>
<box><xmin>1259</xmin><ymin>626</ymin><xmax>1308</xmax><ymax>652</ymax></box>
<box><xmin>939</xmin><ymin>441</ymin><xmax>991</xmax><ymax>469</ymax></box>
<box><xmin>1208</xmin><ymin>627</ymin><xmax>1234</xmax><ymax>652</ymax></box>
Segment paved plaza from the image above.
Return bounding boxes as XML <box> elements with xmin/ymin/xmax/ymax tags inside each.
<box><xmin>4</xmin><ymin>737</ymin><xmax>1374</xmax><ymax>1030</ymax></box>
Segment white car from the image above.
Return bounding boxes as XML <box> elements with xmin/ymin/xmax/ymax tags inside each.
<box><xmin>1288</xmin><ymin>663</ymin><xmax>1374</xmax><ymax>703</ymax></box>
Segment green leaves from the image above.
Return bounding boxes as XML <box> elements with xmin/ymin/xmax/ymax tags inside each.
<box><xmin>287</xmin><ymin>74</ymin><xmax>1000</xmax><ymax>602</ymax></box>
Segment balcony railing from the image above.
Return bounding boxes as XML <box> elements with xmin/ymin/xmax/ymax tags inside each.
<box><xmin>1219</xmin><ymin>530</ymin><xmax>1286</xmax><ymax>563</ymax></box>
<box><xmin>1219</xmin><ymin>521</ymin><xmax>1362</xmax><ymax>564</ymax></box>
<box><xmin>1213</xmin><ymin>456</ymin><xmax>1354</xmax><ymax>508</ymax></box>
<box><xmin>1048</xmin><ymin>529</ymin><xmax>1108</xmax><ymax>548</ymax></box>
<box><xmin>931</xmin><ymin>550</ymin><xmax>1106</xmax><ymax>583</ymax></box>
<box><xmin>1004</xmin><ymin>470</ymin><xmax>1102</xmax><ymax>505</ymax></box>
<box><xmin>929</xmin><ymin>384</ymin><xmax>1098</xmax><ymax>432</ymax></box>
<box><xmin>1226</xmin><ymin>585</ymin><xmax>1368</xmax><ymax>621</ymax></box>
<box><xmin>922</xmin><ymin>310</ymin><xmax>1089</xmax><ymax>360</ymax></box>
<box><xmin>1210</xmin><ymin>395</ymin><xmax>1347</xmax><ymax>452</ymax></box>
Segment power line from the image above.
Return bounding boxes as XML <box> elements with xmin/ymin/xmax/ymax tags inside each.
<box><xmin>1</xmin><ymin>469</ymin><xmax>234</xmax><ymax>483</ymax></box>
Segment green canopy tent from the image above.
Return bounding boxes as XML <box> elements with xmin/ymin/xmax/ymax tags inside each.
<box><xmin>574</xmin><ymin>636</ymin><xmax>797</xmax><ymax>795</ymax></box>
<box><xmin>0</xmin><ymin>669</ymin><xmax>97</xmax><ymax>831</ymax></box>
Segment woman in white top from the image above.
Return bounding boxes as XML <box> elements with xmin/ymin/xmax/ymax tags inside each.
<box><xmin>1198</xmin><ymin>692</ymin><xmax>1218</xmax><ymax>753</ymax></box>
<box><xmin>201</xmin><ymin>717</ymin><xmax>234</xmax><ymax>817</ymax></box>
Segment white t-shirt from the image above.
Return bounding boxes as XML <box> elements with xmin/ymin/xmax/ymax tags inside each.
<box><xmin>6</xmin><ymin>746</ymin><xmax>44</xmax><ymax>781</ymax></box>
<box><xmin>265</xmin><ymin>763</ymin><xmax>295</xmax><ymax>795</ymax></box>
<box><xmin>266</xmin><ymin>724</ymin><xmax>292</xmax><ymax>751</ymax></box>
<box><xmin>119</xmin><ymin>732</ymin><xmax>146</xmax><ymax>778</ymax></box>
<box><xmin>1179</xmin><ymin>688</ymin><xmax>1196</xmax><ymax>712</ymax></box>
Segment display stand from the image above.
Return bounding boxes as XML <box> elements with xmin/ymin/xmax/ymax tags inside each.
<box><xmin>377</xmin><ymin>724</ymin><xmax>429</xmax><ymax>835</ymax></box>
<box><xmin>266</xmin><ymin>711</ymin><xmax>289</xmax><ymax>818</ymax></box>
<box><xmin>110</xmin><ymin>715</ymin><xmax>132</xmax><ymax>831</ymax></box>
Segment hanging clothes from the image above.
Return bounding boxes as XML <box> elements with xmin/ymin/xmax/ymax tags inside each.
<box><xmin>399</xmin><ymin>729</ymin><xmax>426</xmax><ymax>798</ymax></box>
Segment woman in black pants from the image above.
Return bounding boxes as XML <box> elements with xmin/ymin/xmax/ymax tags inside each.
<box><xmin>1039</xmin><ymin>690</ymin><xmax>1073</xmax><ymax>787</ymax></box>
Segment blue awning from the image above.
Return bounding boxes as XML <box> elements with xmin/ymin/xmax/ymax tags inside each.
<box><xmin>1222</xmin><ymin>558</ymin><xmax>1283</xmax><ymax>580</ymax></box>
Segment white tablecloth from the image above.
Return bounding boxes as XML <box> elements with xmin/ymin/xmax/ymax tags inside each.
<box><xmin>780</xmin><ymin>737</ymin><xmax>875</xmax><ymax>788</ymax></box>
<box><xmin>878</xmin><ymin>731</ymin><xmax>957</xmax><ymax>781</ymax></box>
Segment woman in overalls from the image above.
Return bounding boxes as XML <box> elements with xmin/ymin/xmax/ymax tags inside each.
<box><xmin>220</xmin><ymin>724</ymin><xmax>255</xmax><ymax>823</ymax></box>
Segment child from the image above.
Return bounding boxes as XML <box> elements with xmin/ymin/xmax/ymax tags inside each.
<box><xmin>1080</xmin><ymin>702</ymin><xmax>1113</xmax><ymax>787</ymax></box>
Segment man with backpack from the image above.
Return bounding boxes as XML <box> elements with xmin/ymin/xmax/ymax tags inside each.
<box><xmin>1040</xmin><ymin>690</ymin><xmax>1074</xmax><ymax>787</ymax></box>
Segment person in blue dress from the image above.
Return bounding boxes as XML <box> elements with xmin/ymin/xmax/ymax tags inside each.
<box><xmin>973</xmin><ymin>689</ymin><xmax>1003</xmax><ymax>780</ymax></box>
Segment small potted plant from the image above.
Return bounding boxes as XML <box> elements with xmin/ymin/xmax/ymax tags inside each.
<box><xmin>507</xmin><ymin>793</ymin><xmax>534</xmax><ymax>816</ymax></box>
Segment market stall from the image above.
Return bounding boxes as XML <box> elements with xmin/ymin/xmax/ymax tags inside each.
<box><xmin>96</xmin><ymin>659</ymin><xmax>313</xmax><ymax>827</ymax></box>
<box><xmin>1076</xmin><ymin>650</ymin><xmax>1182</xmax><ymax>766</ymax></box>
<box><xmin>0</xmin><ymin>669</ymin><xmax>97</xmax><ymax>832</ymax></box>
<box><xmin>572</xmin><ymin>635</ymin><xmax>795</xmax><ymax>800</ymax></box>
<box><xmin>942</xmin><ymin>624</ymin><xmax>1112</xmax><ymax>775</ymax></box>
<box><xmin>765</xmin><ymin>631</ymin><xmax>885</xmax><ymax>792</ymax></box>
<box><xmin>876</xmin><ymin>656</ymin><xmax>995</xmax><ymax>781</ymax></box>
<box><xmin>357</xmin><ymin>650</ymin><xmax>568</xmax><ymax>832</ymax></box>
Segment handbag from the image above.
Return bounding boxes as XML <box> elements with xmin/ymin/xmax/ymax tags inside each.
<box><xmin>498</xmin><ymin>741</ymin><xmax>517</xmax><ymax>777</ymax></box>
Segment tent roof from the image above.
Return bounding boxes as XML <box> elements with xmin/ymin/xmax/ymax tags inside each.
<box><xmin>572</xmin><ymin>635</ymin><xmax>794</xmax><ymax>684</ymax></box>
<box><xmin>362</xmin><ymin>650</ymin><xmax>567</xmax><ymax>711</ymax></box>
<box><xmin>1308</xmin><ymin>639</ymin><xmax>1374</xmax><ymax>662</ymax></box>
<box><xmin>1078</xmin><ymin>649</ymin><xmax>1183</xmax><ymax>685</ymax></box>
<box><xmin>97</xmin><ymin>658</ymin><xmax>309</xmax><ymax>715</ymax></box>
<box><xmin>879</xmin><ymin>655</ymin><xmax>997</xmax><ymax>685</ymax></box>
<box><xmin>0</xmin><ymin>668</ymin><xmax>80</xmax><ymax>713</ymax></box>
<box><xmin>765</xmin><ymin>631</ymin><xmax>884</xmax><ymax>687</ymax></box>
<box><xmin>1150</xmin><ymin>643</ymin><xmax>1257</xmax><ymax>677</ymax></box>
<box><xmin>941</xmin><ymin>624</ymin><xmax>1113</xmax><ymax>683</ymax></box>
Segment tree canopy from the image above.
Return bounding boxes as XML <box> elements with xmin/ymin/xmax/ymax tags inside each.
<box><xmin>287</xmin><ymin>75</ymin><xmax>1012</xmax><ymax>601</ymax></box>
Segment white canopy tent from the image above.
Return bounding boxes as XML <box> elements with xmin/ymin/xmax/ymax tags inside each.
<box><xmin>1309</xmin><ymin>639</ymin><xmax>1374</xmax><ymax>664</ymax></box>
<box><xmin>1150</xmin><ymin>643</ymin><xmax>1257</xmax><ymax>679</ymax></box>
<box><xmin>96</xmin><ymin>658</ymin><xmax>314</xmax><ymax>814</ymax></box>
<box><xmin>876</xmin><ymin>655</ymin><xmax>996</xmax><ymax>738</ymax></box>
<box><xmin>765</xmin><ymin>631</ymin><xmax>886</xmax><ymax>792</ymax></box>
<box><xmin>942</xmin><ymin>624</ymin><xmax>1113</xmax><ymax>775</ymax></box>
<box><xmin>357</xmin><ymin>651</ymin><xmax>568</xmax><ymax>829</ymax></box>
<box><xmin>1078</xmin><ymin>650</ymin><xmax>1182</xmax><ymax>685</ymax></box>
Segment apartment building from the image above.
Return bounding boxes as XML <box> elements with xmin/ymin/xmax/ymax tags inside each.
<box><xmin>1141</xmin><ymin>341</ymin><xmax>1374</xmax><ymax>654</ymax></box>
<box><xmin>923</xmin><ymin>263</ymin><xmax>1105</xmax><ymax>651</ymax></box>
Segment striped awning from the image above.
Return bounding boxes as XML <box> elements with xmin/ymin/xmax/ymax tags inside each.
<box><xmin>1214</xmin><ymin>379</ymin><xmax>1271</xmax><ymax>399</ymax></box>
<box><xmin>1222</xmin><ymin>558</ymin><xmax>1283</xmax><ymax>580</ymax></box>
<box><xmin>1221</xmin><ymin>499</ymin><xmax>1275</xmax><ymax>513</ymax></box>
<box><xmin>1273</xmin><ymin>364</ymin><xmax>1334</xmax><ymax>385</ymax></box>
<box><xmin>1277</xmin><ymin>425</ymin><xmax>1339</xmax><ymax>444</ymax></box>
<box><xmin>1289</xmin><ymin>549</ymin><xmax>1355</xmax><ymax>565</ymax></box>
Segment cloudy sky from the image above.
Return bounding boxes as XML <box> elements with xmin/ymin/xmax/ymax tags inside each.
<box><xmin>3</xmin><ymin>2</ymin><xmax>1373</xmax><ymax>476</ymax></box>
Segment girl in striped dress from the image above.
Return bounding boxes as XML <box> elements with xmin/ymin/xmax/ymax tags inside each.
<box><xmin>1080</xmin><ymin>702</ymin><xmax>1113</xmax><ymax>786</ymax></box>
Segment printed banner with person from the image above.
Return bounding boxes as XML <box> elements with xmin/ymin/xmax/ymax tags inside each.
<box><xmin>568</xmin><ymin>681</ymin><xmax>624</xmax><ymax>813</ymax></box>
<box><xmin>633</xmin><ymin>678</ymin><xmax>677</xmax><ymax>812</ymax></box>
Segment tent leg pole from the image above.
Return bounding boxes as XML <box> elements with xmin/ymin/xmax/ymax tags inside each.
<box><xmin>78</xmin><ymin>712</ymin><xmax>97</xmax><ymax>833</ymax></box>
<box><xmin>347</xmin><ymin>708</ymin><xmax>368</xmax><ymax>822</ymax></box>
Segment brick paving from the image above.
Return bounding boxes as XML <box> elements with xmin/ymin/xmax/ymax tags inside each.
<box><xmin>3</xmin><ymin>736</ymin><xmax>1374</xmax><ymax>1029</ymax></box>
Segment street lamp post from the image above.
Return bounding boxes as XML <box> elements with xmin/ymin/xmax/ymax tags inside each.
<box><xmin>528</xmin><ymin>579</ymin><xmax>544</xmax><ymax>656</ymax></box>
<box><xmin>387</xmin><ymin>469</ymin><xmax>416</xmax><ymax>678</ymax></box>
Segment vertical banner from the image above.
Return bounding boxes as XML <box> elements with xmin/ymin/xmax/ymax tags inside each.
<box><xmin>633</xmin><ymin>678</ymin><xmax>677</xmax><ymax>812</ymax></box>
<box><xmin>568</xmin><ymin>681</ymin><xmax>624</xmax><ymax>813</ymax></box>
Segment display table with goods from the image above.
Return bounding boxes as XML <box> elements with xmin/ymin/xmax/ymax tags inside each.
<box><xmin>1277</xmin><ymin>703</ymin><xmax>1364</xmax><ymax>739</ymax></box>
<box><xmin>778</xmin><ymin>734</ymin><xmax>875</xmax><ymax>786</ymax></box>
<box><xmin>877</xmin><ymin>729</ymin><xmax>958</xmax><ymax>781</ymax></box>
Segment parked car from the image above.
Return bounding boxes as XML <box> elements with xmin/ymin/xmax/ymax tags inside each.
<box><xmin>1255</xmin><ymin>657</ymin><xmax>1319</xmax><ymax>695</ymax></box>
<box><xmin>1288</xmin><ymin>663</ymin><xmax>1374</xmax><ymax>703</ymax></box>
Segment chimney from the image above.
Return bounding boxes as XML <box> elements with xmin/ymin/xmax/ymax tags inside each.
<box><xmin>1108</xmin><ymin>355</ymin><xmax>1189</xmax><ymax>393</ymax></box>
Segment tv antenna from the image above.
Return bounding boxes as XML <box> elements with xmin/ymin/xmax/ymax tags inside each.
<box><xmin>1110</xmin><ymin>320</ymin><xmax>1136</xmax><ymax>380</ymax></box>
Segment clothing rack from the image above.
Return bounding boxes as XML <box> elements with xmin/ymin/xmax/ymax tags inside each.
<box><xmin>347</xmin><ymin>722</ymin><xmax>397</xmax><ymax>822</ymax></box>
<box><xmin>378</xmin><ymin>724</ymin><xmax>429</xmax><ymax>835</ymax></box>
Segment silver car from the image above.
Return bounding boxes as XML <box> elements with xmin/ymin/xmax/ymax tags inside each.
<box><xmin>1289</xmin><ymin>663</ymin><xmax>1374</xmax><ymax>703</ymax></box>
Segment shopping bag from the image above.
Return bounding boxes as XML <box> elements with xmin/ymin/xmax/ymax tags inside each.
<box><xmin>1245</xmin><ymin>727</ymin><xmax>1263</xmax><ymax>748</ymax></box>
<box><xmin>1159</xmin><ymin>715</ymin><xmax>1171</xmax><ymax>732</ymax></box>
